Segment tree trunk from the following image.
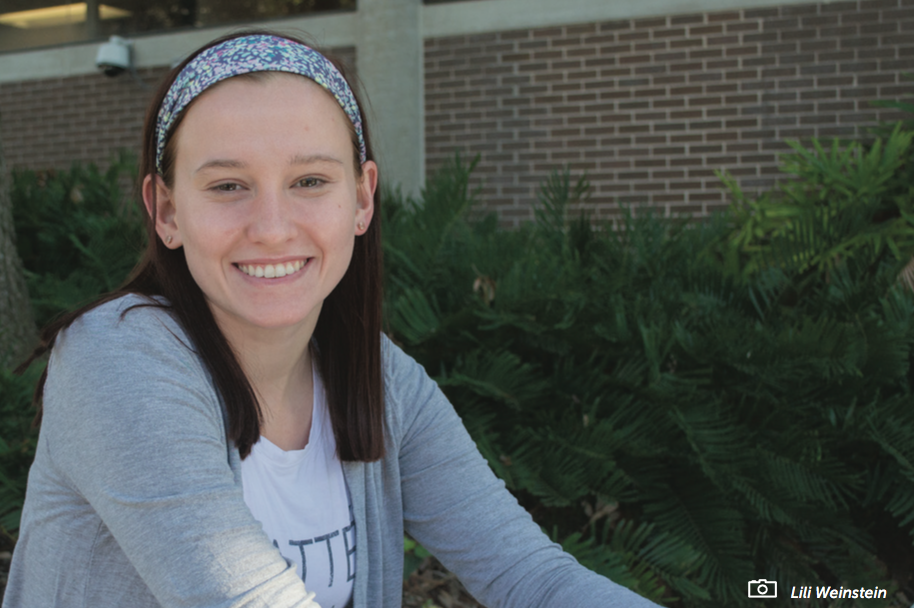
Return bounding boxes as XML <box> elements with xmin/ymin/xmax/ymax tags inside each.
<box><xmin>0</xmin><ymin>114</ymin><xmax>38</xmax><ymax>369</ymax></box>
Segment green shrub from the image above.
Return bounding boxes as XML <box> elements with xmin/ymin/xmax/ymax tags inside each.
<box><xmin>384</xmin><ymin>140</ymin><xmax>914</xmax><ymax>606</ymax></box>
<box><xmin>4</xmin><ymin>134</ymin><xmax>914</xmax><ymax>606</ymax></box>
<box><xmin>714</xmin><ymin>124</ymin><xmax>914</xmax><ymax>280</ymax></box>
<box><xmin>0</xmin><ymin>364</ymin><xmax>42</xmax><ymax>538</ymax></box>
<box><xmin>11</xmin><ymin>153</ymin><xmax>144</xmax><ymax>326</ymax></box>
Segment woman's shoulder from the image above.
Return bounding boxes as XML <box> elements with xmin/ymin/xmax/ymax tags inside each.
<box><xmin>59</xmin><ymin>293</ymin><xmax>185</xmax><ymax>348</ymax></box>
<box><xmin>379</xmin><ymin>333</ymin><xmax>450</xmax><ymax>431</ymax></box>
<box><xmin>379</xmin><ymin>333</ymin><xmax>414</xmax><ymax>381</ymax></box>
<box><xmin>45</xmin><ymin>294</ymin><xmax>218</xmax><ymax>422</ymax></box>
<box><xmin>53</xmin><ymin>293</ymin><xmax>201</xmax><ymax>378</ymax></box>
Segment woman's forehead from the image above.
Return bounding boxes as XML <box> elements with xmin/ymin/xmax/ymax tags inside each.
<box><xmin>174</xmin><ymin>74</ymin><xmax>353</xmax><ymax>164</ymax></box>
<box><xmin>193</xmin><ymin>71</ymin><xmax>337</xmax><ymax>113</ymax></box>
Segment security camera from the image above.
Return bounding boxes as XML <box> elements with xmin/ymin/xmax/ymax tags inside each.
<box><xmin>96</xmin><ymin>36</ymin><xmax>132</xmax><ymax>77</ymax></box>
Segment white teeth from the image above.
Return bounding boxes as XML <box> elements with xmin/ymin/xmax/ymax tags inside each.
<box><xmin>238</xmin><ymin>260</ymin><xmax>307</xmax><ymax>279</ymax></box>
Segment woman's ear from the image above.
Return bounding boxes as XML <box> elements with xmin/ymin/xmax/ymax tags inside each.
<box><xmin>142</xmin><ymin>174</ymin><xmax>181</xmax><ymax>248</ymax></box>
<box><xmin>355</xmin><ymin>160</ymin><xmax>378</xmax><ymax>235</ymax></box>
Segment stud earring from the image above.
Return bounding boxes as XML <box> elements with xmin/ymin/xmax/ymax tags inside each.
<box><xmin>165</xmin><ymin>235</ymin><xmax>173</xmax><ymax>244</ymax></box>
<box><xmin>357</xmin><ymin>222</ymin><xmax>366</xmax><ymax>231</ymax></box>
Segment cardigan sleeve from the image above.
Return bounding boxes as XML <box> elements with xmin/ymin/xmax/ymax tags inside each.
<box><xmin>386</xmin><ymin>338</ymin><xmax>661</xmax><ymax>608</ymax></box>
<box><xmin>40</xmin><ymin>297</ymin><xmax>318</xmax><ymax>608</ymax></box>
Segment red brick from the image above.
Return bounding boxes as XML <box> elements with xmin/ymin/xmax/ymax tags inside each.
<box><xmin>727</xmin><ymin>22</ymin><xmax>760</xmax><ymax>33</ymax></box>
<box><xmin>671</xmin><ymin>61</ymin><xmax>703</xmax><ymax>72</ymax></box>
<box><xmin>822</xmin><ymin>2</ymin><xmax>861</xmax><ymax>14</ymax></box>
<box><xmin>707</xmin><ymin>106</ymin><xmax>739</xmax><ymax>117</ymax></box>
<box><xmin>708</xmin><ymin>11</ymin><xmax>741</xmax><ymax>23</ymax></box>
<box><xmin>861</xmin><ymin>48</ymin><xmax>899</xmax><ymax>60</ymax></box>
<box><xmin>688</xmin><ymin>96</ymin><xmax>724</xmax><ymax>106</ymax></box>
<box><xmin>689</xmin><ymin>72</ymin><xmax>724</xmax><ymax>82</ymax></box>
<box><xmin>670</xmin><ymin>38</ymin><xmax>704</xmax><ymax>49</ymax></box>
<box><xmin>619</xmin><ymin>31</ymin><xmax>651</xmax><ymax>42</ymax></box>
<box><xmin>842</xmin><ymin>11</ymin><xmax>880</xmax><ymax>24</ymax></box>
<box><xmin>653</xmin><ymin>74</ymin><xmax>688</xmax><ymax>85</ymax></box>
<box><xmin>690</xmin><ymin>48</ymin><xmax>724</xmax><ymax>60</ymax></box>
<box><xmin>653</xmin><ymin>28</ymin><xmax>686</xmax><ymax>39</ymax></box>
<box><xmin>690</xmin><ymin>24</ymin><xmax>724</xmax><ymax>36</ymax></box>
<box><xmin>744</xmin><ymin>32</ymin><xmax>779</xmax><ymax>44</ymax></box>
<box><xmin>726</xmin><ymin>45</ymin><xmax>761</xmax><ymax>57</ymax></box>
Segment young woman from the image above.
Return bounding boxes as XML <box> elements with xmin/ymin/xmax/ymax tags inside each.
<box><xmin>3</xmin><ymin>32</ymin><xmax>661</xmax><ymax>608</ymax></box>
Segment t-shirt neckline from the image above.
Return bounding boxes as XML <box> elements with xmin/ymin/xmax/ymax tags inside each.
<box><xmin>249</xmin><ymin>359</ymin><xmax>324</xmax><ymax>466</ymax></box>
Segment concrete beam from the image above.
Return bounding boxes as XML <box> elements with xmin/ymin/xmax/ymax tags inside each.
<box><xmin>0</xmin><ymin>10</ymin><xmax>357</xmax><ymax>84</ymax></box>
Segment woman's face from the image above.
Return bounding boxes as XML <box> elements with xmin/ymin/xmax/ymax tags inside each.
<box><xmin>144</xmin><ymin>73</ymin><xmax>377</xmax><ymax>341</ymax></box>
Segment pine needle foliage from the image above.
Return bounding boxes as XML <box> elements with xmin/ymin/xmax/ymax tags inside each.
<box><xmin>0</xmin><ymin>364</ymin><xmax>43</xmax><ymax>538</ymax></box>
<box><xmin>384</xmin><ymin>150</ymin><xmax>914</xmax><ymax>607</ymax></box>
<box><xmin>11</xmin><ymin>153</ymin><xmax>143</xmax><ymax>326</ymax></box>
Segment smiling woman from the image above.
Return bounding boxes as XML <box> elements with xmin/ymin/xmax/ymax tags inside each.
<box><xmin>150</xmin><ymin>74</ymin><xmax>375</xmax><ymax>353</ymax></box>
<box><xmin>3</xmin><ymin>31</ymin><xmax>662</xmax><ymax>608</ymax></box>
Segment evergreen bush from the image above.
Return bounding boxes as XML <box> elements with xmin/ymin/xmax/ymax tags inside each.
<box><xmin>384</xmin><ymin>132</ymin><xmax>914</xmax><ymax>606</ymax></box>
<box><xmin>0</xmin><ymin>365</ymin><xmax>43</xmax><ymax>539</ymax></box>
<box><xmin>11</xmin><ymin>153</ymin><xmax>144</xmax><ymax>327</ymax></box>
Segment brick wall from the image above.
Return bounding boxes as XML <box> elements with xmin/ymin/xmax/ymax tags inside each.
<box><xmin>5</xmin><ymin>6</ymin><xmax>914</xmax><ymax>226</ymax></box>
<box><xmin>425</xmin><ymin>0</ymin><xmax>914</xmax><ymax>225</ymax></box>
<box><xmin>0</xmin><ymin>67</ymin><xmax>166</xmax><ymax>172</ymax></box>
<box><xmin>0</xmin><ymin>46</ymin><xmax>357</xmax><ymax>173</ymax></box>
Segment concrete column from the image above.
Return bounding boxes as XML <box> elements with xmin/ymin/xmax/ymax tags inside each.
<box><xmin>356</xmin><ymin>0</ymin><xmax>423</xmax><ymax>198</ymax></box>
<box><xmin>86</xmin><ymin>0</ymin><xmax>100</xmax><ymax>38</ymax></box>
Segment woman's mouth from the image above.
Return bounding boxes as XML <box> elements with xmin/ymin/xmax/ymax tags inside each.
<box><xmin>236</xmin><ymin>259</ymin><xmax>307</xmax><ymax>279</ymax></box>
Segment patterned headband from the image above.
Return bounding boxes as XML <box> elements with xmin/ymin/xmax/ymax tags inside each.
<box><xmin>155</xmin><ymin>34</ymin><xmax>367</xmax><ymax>173</ymax></box>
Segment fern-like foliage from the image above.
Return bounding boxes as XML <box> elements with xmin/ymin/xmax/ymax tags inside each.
<box><xmin>385</xmin><ymin>153</ymin><xmax>914</xmax><ymax>606</ymax></box>
<box><xmin>713</xmin><ymin>125</ymin><xmax>914</xmax><ymax>284</ymax></box>
<box><xmin>0</xmin><ymin>364</ymin><xmax>43</xmax><ymax>538</ymax></box>
<box><xmin>11</xmin><ymin>152</ymin><xmax>143</xmax><ymax>326</ymax></box>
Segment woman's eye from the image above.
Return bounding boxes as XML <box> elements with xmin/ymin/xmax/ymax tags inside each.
<box><xmin>297</xmin><ymin>177</ymin><xmax>322</xmax><ymax>188</ymax></box>
<box><xmin>214</xmin><ymin>183</ymin><xmax>240</xmax><ymax>192</ymax></box>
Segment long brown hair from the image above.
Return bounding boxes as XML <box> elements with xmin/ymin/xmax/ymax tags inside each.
<box><xmin>18</xmin><ymin>30</ymin><xmax>385</xmax><ymax>461</ymax></box>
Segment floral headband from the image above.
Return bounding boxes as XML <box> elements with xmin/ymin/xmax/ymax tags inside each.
<box><xmin>155</xmin><ymin>34</ymin><xmax>367</xmax><ymax>173</ymax></box>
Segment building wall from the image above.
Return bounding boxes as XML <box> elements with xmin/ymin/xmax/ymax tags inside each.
<box><xmin>424</xmin><ymin>0</ymin><xmax>914</xmax><ymax>225</ymax></box>
<box><xmin>0</xmin><ymin>67</ymin><xmax>165</xmax><ymax>171</ymax></box>
<box><xmin>0</xmin><ymin>46</ymin><xmax>356</xmax><ymax>173</ymax></box>
<box><xmin>2</xmin><ymin>1</ymin><xmax>913</xmax><ymax>224</ymax></box>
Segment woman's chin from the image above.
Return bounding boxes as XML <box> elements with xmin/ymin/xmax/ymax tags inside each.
<box><xmin>209</xmin><ymin>302</ymin><xmax>321</xmax><ymax>338</ymax></box>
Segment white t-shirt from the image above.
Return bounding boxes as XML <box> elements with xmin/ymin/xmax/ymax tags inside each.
<box><xmin>241</xmin><ymin>364</ymin><xmax>355</xmax><ymax>608</ymax></box>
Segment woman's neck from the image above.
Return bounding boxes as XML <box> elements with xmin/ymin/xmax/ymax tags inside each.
<box><xmin>216</xmin><ymin>317</ymin><xmax>318</xmax><ymax>451</ymax></box>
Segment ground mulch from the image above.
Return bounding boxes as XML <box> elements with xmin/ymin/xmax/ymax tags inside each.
<box><xmin>402</xmin><ymin>556</ymin><xmax>485</xmax><ymax>608</ymax></box>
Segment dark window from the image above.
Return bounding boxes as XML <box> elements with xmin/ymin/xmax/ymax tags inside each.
<box><xmin>0</xmin><ymin>0</ymin><xmax>355</xmax><ymax>54</ymax></box>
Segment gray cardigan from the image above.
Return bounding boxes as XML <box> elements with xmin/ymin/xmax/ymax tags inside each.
<box><xmin>3</xmin><ymin>295</ymin><xmax>660</xmax><ymax>608</ymax></box>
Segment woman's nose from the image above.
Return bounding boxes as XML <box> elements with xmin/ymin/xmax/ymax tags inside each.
<box><xmin>247</xmin><ymin>188</ymin><xmax>296</xmax><ymax>245</ymax></box>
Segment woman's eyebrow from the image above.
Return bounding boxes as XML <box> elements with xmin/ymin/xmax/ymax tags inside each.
<box><xmin>194</xmin><ymin>159</ymin><xmax>246</xmax><ymax>174</ymax></box>
<box><xmin>289</xmin><ymin>153</ymin><xmax>343</xmax><ymax>166</ymax></box>
<box><xmin>193</xmin><ymin>155</ymin><xmax>343</xmax><ymax>175</ymax></box>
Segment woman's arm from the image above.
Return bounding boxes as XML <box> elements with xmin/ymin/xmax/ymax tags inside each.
<box><xmin>387</xmin><ymin>338</ymin><xmax>661</xmax><ymax>608</ymax></box>
<box><xmin>39</xmin><ymin>297</ymin><xmax>317</xmax><ymax>607</ymax></box>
